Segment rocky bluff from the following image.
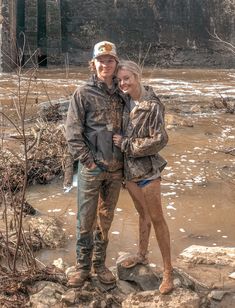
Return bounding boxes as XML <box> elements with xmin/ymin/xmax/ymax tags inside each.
<box><xmin>0</xmin><ymin>0</ymin><xmax>235</xmax><ymax>71</ymax></box>
<box><xmin>62</xmin><ymin>0</ymin><xmax>235</xmax><ymax>67</ymax></box>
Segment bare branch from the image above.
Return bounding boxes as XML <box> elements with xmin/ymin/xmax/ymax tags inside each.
<box><xmin>208</xmin><ymin>29</ymin><xmax>235</xmax><ymax>55</ymax></box>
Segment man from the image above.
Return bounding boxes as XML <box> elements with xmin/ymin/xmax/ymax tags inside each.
<box><xmin>65</xmin><ymin>41</ymin><xmax>124</xmax><ymax>286</ymax></box>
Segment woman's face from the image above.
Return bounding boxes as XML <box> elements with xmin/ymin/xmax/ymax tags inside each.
<box><xmin>117</xmin><ymin>68</ymin><xmax>139</xmax><ymax>98</ymax></box>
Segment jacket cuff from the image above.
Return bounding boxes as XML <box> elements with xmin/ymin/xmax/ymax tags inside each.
<box><xmin>121</xmin><ymin>137</ymin><xmax>129</xmax><ymax>153</ymax></box>
<box><xmin>81</xmin><ymin>156</ymin><xmax>94</xmax><ymax>167</ymax></box>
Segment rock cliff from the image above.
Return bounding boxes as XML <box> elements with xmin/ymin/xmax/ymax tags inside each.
<box><xmin>60</xmin><ymin>0</ymin><xmax>235</xmax><ymax>67</ymax></box>
<box><xmin>0</xmin><ymin>0</ymin><xmax>235</xmax><ymax>71</ymax></box>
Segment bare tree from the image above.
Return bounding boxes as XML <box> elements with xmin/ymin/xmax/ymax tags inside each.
<box><xmin>209</xmin><ymin>29</ymin><xmax>235</xmax><ymax>55</ymax></box>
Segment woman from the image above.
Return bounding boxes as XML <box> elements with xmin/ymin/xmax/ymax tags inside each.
<box><xmin>113</xmin><ymin>60</ymin><xmax>174</xmax><ymax>294</ymax></box>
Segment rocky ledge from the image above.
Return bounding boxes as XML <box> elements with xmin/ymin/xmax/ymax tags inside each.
<box><xmin>24</xmin><ymin>220</ymin><xmax>235</xmax><ymax>308</ymax></box>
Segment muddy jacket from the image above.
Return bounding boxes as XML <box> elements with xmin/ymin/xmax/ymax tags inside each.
<box><xmin>121</xmin><ymin>86</ymin><xmax>168</xmax><ymax>181</ymax></box>
<box><xmin>66</xmin><ymin>75</ymin><xmax>124</xmax><ymax>172</ymax></box>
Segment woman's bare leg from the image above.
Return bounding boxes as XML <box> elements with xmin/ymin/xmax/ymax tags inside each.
<box><xmin>143</xmin><ymin>179</ymin><xmax>173</xmax><ymax>294</ymax></box>
<box><xmin>126</xmin><ymin>181</ymin><xmax>151</xmax><ymax>258</ymax></box>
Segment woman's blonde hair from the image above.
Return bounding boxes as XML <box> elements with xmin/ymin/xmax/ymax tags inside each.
<box><xmin>117</xmin><ymin>60</ymin><xmax>142</xmax><ymax>81</ymax></box>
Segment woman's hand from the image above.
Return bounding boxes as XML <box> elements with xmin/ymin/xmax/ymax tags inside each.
<box><xmin>85</xmin><ymin>161</ymin><xmax>97</xmax><ymax>170</ymax></box>
<box><xmin>113</xmin><ymin>134</ymin><xmax>123</xmax><ymax>148</ymax></box>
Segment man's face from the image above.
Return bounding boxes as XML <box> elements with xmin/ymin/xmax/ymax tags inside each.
<box><xmin>94</xmin><ymin>55</ymin><xmax>117</xmax><ymax>81</ymax></box>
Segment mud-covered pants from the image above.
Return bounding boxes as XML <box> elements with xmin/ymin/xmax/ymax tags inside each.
<box><xmin>76</xmin><ymin>162</ymin><xmax>122</xmax><ymax>271</ymax></box>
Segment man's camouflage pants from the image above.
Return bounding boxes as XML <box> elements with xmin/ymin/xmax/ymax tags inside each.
<box><xmin>76</xmin><ymin>162</ymin><xmax>122</xmax><ymax>271</ymax></box>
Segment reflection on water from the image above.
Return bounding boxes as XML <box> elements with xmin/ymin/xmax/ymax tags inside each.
<box><xmin>3</xmin><ymin>68</ymin><xmax>235</xmax><ymax>269</ymax></box>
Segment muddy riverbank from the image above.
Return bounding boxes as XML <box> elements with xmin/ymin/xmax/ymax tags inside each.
<box><xmin>0</xmin><ymin>67</ymin><xmax>235</xmax><ymax>306</ymax></box>
<box><xmin>1</xmin><ymin>67</ymin><xmax>235</xmax><ymax>264</ymax></box>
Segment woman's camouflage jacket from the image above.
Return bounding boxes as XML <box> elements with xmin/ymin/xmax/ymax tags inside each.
<box><xmin>121</xmin><ymin>85</ymin><xmax>168</xmax><ymax>181</ymax></box>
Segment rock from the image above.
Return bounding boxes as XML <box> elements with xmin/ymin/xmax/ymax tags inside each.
<box><xmin>210</xmin><ymin>99</ymin><xmax>235</xmax><ymax>113</ymax></box>
<box><xmin>212</xmin><ymin>100</ymin><xmax>226</xmax><ymax>109</ymax></box>
<box><xmin>61</xmin><ymin>289</ymin><xmax>77</xmax><ymax>305</ymax></box>
<box><xmin>29</xmin><ymin>281</ymin><xmax>57</xmax><ymax>295</ymax></box>
<box><xmin>27</xmin><ymin>216</ymin><xmax>66</xmax><ymax>248</ymax></box>
<box><xmin>61</xmin><ymin>283</ymin><xmax>120</xmax><ymax>307</ymax></box>
<box><xmin>53</xmin><ymin>258</ymin><xmax>68</xmax><ymax>271</ymax></box>
<box><xmin>91</xmin><ymin>299</ymin><xmax>106</xmax><ymax>308</ymax></box>
<box><xmin>38</xmin><ymin>99</ymin><xmax>70</xmax><ymax>121</ymax></box>
<box><xmin>172</xmin><ymin>267</ymin><xmax>208</xmax><ymax>292</ymax></box>
<box><xmin>229</xmin><ymin>272</ymin><xmax>235</xmax><ymax>279</ymax></box>
<box><xmin>219</xmin><ymin>165</ymin><xmax>235</xmax><ymax>182</ymax></box>
<box><xmin>166</xmin><ymin>124</ymin><xmax>176</xmax><ymax>130</ymax></box>
<box><xmin>122</xmin><ymin>287</ymin><xmax>201</xmax><ymax>308</ymax></box>
<box><xmin>116</xmin><ymin>279</ymin><xmax>140</xmax><ymax>294</ymax></box>
<box><xmin>179</xmin><ymin>245</ymin><xmax>235</xmax><ymax>267</ymax></box>
<box><xmin>173</xmin><ymin>278</ymin><xmax>182</xmax><ymax>288</ymax></box>
<box><xmin>208</xmin><ymin>290</ymin><xmax>227</xmax><ymax>301</ymax></box>
<box><xmin>117</xmin><ymin>261</ymin><xmax>160</xmax><ymax>291</ymax></box>
<box><xmin>29</xmin><ymin>281</ymin><xmax>65</xmax><ymax>308</ymax></box>
<box><xmin>116</xmin><ymin>253</ymin><xmax>164</xmax><ymax>291</ymax></box>
<box><xmin>226</xmin><ymin>101</ymin><xmax>235</xmax><ymax>113</ymax></box>
<box><xmin>23</xmin><ymin>200</ymin><xmax>37</xmax><ymax>215</ymax></box>
<box><xmin>190</xmin><ymin>105</ymin><xmax>201</xmax><ymax>113</ymax></box>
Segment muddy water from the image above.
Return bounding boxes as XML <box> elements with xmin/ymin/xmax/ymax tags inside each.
<box><xmin>1</xmin><ymin>68</ymin><xmax>235</xmax><ymax>269</ymax></box>
<box><xmin>27</xmin><ymin>113</ymin><xmax>235</xmax><ymax>269</ymax></box>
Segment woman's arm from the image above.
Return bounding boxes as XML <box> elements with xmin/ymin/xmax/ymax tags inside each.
<box><xmin>121</xmin><ymin>102</ymin><xmax>168</xmax><ymax>157</ymax></box>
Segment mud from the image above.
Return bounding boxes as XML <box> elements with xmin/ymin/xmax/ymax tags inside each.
<box><xmin>1</xmin><ymin>67</ymin><xmax>235</xmax><ymax>284</ymax></box>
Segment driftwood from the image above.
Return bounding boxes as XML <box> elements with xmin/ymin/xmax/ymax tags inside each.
<box><xmin>0</xmin><ymin>267</ymin><xmax>66</xmax><ymax>308</ymax></box>
<box><xmin>207</xmin><ymin>147</ymin><xmax>235</xmax><ymax>156</ymax></box>
<box><xmin>0</xmin><ymin>122</ymin><xmax>68</xmax><ymax>192</ymax></box>
<box><xmin>0</xmin><ymin>118</ymin><xmax>70</xmax><ymax>307</ymax></box>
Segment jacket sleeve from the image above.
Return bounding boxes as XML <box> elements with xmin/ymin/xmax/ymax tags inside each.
<box><xmin>121</xmin><ymin>102</ymin><xmax>168</xmax><ymax>157</ymax></box>
<box><xmin>65</xmin><ymin>89</ymin><xmax>94</xmax><ymax>165</ymax></box>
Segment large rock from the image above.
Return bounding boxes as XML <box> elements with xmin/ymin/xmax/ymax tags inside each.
<box><xmin>27</xmin><ymin>216</ymin><xmax>66</xmax><ymax>248</ymax></box>
<box><xmin>116</xmin><ymin>254</ymin><xmax>160</xmax><ymax>291</ymax></box>
<box><xmin>46</xmin><ymin>1</ymin><xmax>235</xmax><ymax>68</ymax></box>
<box><xmin>122</xmin><ymin>288</ymin><xmax>201</xmax><ymax>308</ymax></box>
<box><xmin>37</xmin><ymin>99</ymin><xmax>70</xmax><ymax>121</ymax></box>
<box><xmin>179</xmin><ymin>245</ymin><xmax>235</xmax><ymax>267</ymax></box>
<box><xmin>117</xmin><ymin>263</ymin><xmax>160</xmax><ymax>291</ymax></box>
<box><xmin>173</xmin><ymin>267</ymin><xmax>209</xmax><ymax>292</ymax></box>
<box><xmin>30</xmin><ymin>281</ymin><xmax>65</xmax><ymax>308</ymax></box>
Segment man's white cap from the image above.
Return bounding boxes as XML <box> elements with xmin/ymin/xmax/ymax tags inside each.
<box><xmin>93</xmin><ymin>41</ymin><xmax>118</xmax><ymax>60</ymax></box>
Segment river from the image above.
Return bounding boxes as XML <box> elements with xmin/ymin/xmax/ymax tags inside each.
<box><xmin>1</xmin><ymin>67</ymin><xmax>235</xmax><ymax>270</ymax></box>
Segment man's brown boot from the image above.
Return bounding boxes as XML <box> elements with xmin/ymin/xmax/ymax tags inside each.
<box><xmin>93</xmin><ymin>265</ymin><xmax>116</xmax><ymax>284</ymax></box>
<box><xmin>67</xmin><ymin>269</ymin><xmax>90</xmax><ymax>287</ymax></box>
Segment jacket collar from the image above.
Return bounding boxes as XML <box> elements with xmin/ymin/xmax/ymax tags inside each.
<box><xmin>87</xmin><ymin>74</ymin><xmax>120</xmax><ymax>94</ymax></box>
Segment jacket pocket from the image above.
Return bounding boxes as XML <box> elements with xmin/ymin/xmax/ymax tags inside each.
<box><xmin>96</xmin><ymin>130</ymin><xmax>114</xmax><ymax>163</ymax></box>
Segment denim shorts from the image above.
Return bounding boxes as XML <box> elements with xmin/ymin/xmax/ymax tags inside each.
<box><xmin>136</xmin><ymin>179</ymin><xmax>153</xmax><ymax>187</ymax></box>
